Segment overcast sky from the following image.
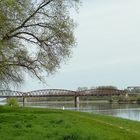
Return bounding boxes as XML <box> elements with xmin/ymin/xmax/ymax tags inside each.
<box><xmin>17</xmin><ymin>0</ymin><xmax>140</xmax><ymax>91</ymax></box>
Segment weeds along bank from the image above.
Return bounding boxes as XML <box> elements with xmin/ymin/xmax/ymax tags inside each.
<box><xmin>0</xmin><ymin>106</ymin><xmax>140</xmax><ymax>140</ymax></box>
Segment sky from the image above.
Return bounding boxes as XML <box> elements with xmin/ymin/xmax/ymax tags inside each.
<box><xmin>16</xmin><ymin>0</ymin><xmax>140</xmax><ymax>91</ymax></box>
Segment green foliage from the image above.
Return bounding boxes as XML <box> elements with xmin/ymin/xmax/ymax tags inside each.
<box><xmin>117</xmin><ymin>95</ymin><xmax>140</xmax><ymax>103</ymax></box>
<box><xmin>0</xmin><ymin>0</ymin><xmax>80</xmax><ymax>88</ymax></box>
<box><xmin>6</xmin><ymin>98</ymin><xmax>19</xmax><ymax>107</ymax></box>
<box><xmin>96</xmin><ymin>86</ymin><xmax>118</xmax><ymax>90</ymax></box>
<box><xmin>77</xmin><ymin>87</ymin><xmax>88</xmax><ymax>91</ymax></box>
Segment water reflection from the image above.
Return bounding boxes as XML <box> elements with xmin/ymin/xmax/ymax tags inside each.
<box><xmin>93</xmin><ymin>108</ymin><xmax>140</xmax><ymax>121</ymax></box>
<box><xmin>1</xmin><ymin>100</ymin><xmax>140</xmax><ymax>121</ymax></box>
<box><xmin>24</xmin><ymin>101</ymin><xmax>140</xmax><ymax>121</ymax></box>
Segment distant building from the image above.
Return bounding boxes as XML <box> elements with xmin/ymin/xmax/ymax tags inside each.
<box><xmin>127</xmin><ymin>86</ymin><xmax>140</xmax><ymax>94</ymax></box>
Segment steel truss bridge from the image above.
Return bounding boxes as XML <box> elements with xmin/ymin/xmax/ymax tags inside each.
<box><xmin>0</xmin><ymin>89</ymin><xmax>126</xmax><ymax>107</ymax></box>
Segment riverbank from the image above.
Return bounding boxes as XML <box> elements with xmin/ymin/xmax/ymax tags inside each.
<box><xmin>0</xmin><ymin>106</ymin><xmax>140</xmax><ymax>140</ymax></box>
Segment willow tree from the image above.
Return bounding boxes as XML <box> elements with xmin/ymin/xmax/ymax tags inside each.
<box><xmin>0</xmin><ymin>0</ymin><xmax>79</xmax><ymax>88</ymax></box>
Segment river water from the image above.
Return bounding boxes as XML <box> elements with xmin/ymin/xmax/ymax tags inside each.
<box><xmin>24</xmin><ymin>101</ymin><xmax>140</xmax><ymax>122</ymax></box>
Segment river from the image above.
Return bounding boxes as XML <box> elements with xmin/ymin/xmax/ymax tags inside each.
<box><xmin>23</xmin><ymin>101</ymin><xmax>140</xmax><ymax>121</ymax></box>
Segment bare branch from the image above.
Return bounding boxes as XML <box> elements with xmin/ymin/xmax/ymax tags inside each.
<box><xmin>9</xmin><ymin>31</ymin><xmax>42</xmax><ymax>43</ymax></box>
<box><xmin>14</xmin><ymin>35</ymin><xmax>38</xmax><ymax>44</ymax></box>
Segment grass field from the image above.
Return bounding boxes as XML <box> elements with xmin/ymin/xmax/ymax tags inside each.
<box><xmin>0</xmin><ymin>106</ymin><xmax>140</xmax><ymax>140</ymax></box>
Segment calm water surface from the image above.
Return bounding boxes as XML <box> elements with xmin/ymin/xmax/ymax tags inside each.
<box><xmin>25</xmin><ymin>101</ymin><xmax>140</xmax><ymax>121</ymax></box>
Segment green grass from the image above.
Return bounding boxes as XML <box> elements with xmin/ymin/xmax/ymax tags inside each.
<box><xmin>0</xmin><ymin>106</ymin><xmax>140</xmax><ymax>140</ymax></box>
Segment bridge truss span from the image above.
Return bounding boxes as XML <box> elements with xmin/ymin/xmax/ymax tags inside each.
<box><xmin>0</xmin><ymin>88</ymin><xmax>127</xmax><ymax>107</ymax></box>
<box><xmin>26</xmin><ymin>89</ymin><xmax>77</xmax><ymax>97</ymax></box>
<box><xmin>77</xmin><ymin>89</ymin><xmax>126</xmax><ymax>96</ymax></box>
<box><xmin>0</xmin><ymin>90</ymin><xmax>24</xmax><ymax>98</ymax></box>
<box><xmin>0</xmin><ymin>88</ymin><xmax>126</xmax><ymax>98</ymax></box>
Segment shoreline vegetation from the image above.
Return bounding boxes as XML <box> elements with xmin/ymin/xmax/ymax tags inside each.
<box><xmin>2</xmin><ymin>94</ymin><xmax>140</xmax><ymax>102</ymax></box>
<box><xmin>0</xmin><ymin>106</ymin><xmax>140</xmax><ymax>140</ymax></box>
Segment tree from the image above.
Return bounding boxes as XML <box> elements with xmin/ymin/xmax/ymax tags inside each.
<box><xmin>0</xmin><ymin>0</ymin><xmax>80</xmax><ymax>88</ymax></box>
<box><xmin>96</xmin><ymin>86</ymin><xmax>118</xmax><ymax>90</ymax></box>
<box><xmin>6</xmin><ymin>98</ymin><xmax>19</xmax><ymax>107</ymax></box>
<box><xmin>90</xmin><ymin>86</ymin><xmax>95</xmax><ymax>90</ymax></box>
<box><xmin>77</xmin><ymin>87</ymin><xmax>88</xmax><ymax>91</ymax></box>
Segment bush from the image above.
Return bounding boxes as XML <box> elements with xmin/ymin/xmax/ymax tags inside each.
<box><xmin>6</xmin><ymin>98</ymin><xmax>19</xmax><ymax>107</ymax></box>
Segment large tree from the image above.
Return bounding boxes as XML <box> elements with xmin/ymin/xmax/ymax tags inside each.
<box><xmin>0</xmin><ymin>0</ymin><xmax>79</xmax><ymax>88</ymax></box>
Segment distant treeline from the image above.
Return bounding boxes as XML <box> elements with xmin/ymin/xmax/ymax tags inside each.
<box><xmin>77</xmin><ymin>86</ymin><xmax>118</xmax><ymax>91</ymax></box>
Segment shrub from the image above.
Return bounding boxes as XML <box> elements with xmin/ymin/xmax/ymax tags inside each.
<box><xmin>6</xmin><ymin>98</ymin><xmax>19</xmax><ymax>107</ymax></box>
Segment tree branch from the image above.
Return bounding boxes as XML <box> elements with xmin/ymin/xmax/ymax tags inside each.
<box><xmin>2</xmin><ymin>0</ymin><xmax>54</xmax><ymax>40</ymax></box>
<box><xmin>9</xmin><ymin>31</ymin><xmax>42</xmax><ymax>43</ymax></box>
<box><xmin>14</xmin><ymin>35</ymin><xmax>38</xmax><ymax>44</ymax></box>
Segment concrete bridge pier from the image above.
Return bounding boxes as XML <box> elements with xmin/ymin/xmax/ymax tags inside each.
<box><xmin>22</xmin><ymin>97</ymin><xmax>27</xmax><ymax>107</ymax></box>
<box><xmin>74</xmin><ymin>96</ymin><xmax>80</xmax><ymax>108</ymax></box>
<box><xmin>6</xmin><ymin>97</ymin><xmax>9</xmax><ymax>103</ymax></box>
<box><xmin>125</xmin><ymin>93</ymin><xmax>128</xmax><ymax>98</ymax></box>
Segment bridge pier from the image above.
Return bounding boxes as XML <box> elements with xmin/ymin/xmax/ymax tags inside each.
<box><xmin>74</xmin><ymin>96</ymin><xmax>80</xmax><ymax>108</ymax></box>
<box><xmin>22</xmin><ymin>97</ymin><xmax>27</xmax><ymax>107</ymax></box>
<box><xmin>125</xmin><ymin>93</ymin><xmax>128</xmax><ymax>98</ymax></box>
<box><xmin>6</xmin><ymin>97</ymin><xmax>9</xmax><ymax>104</ymax></box>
